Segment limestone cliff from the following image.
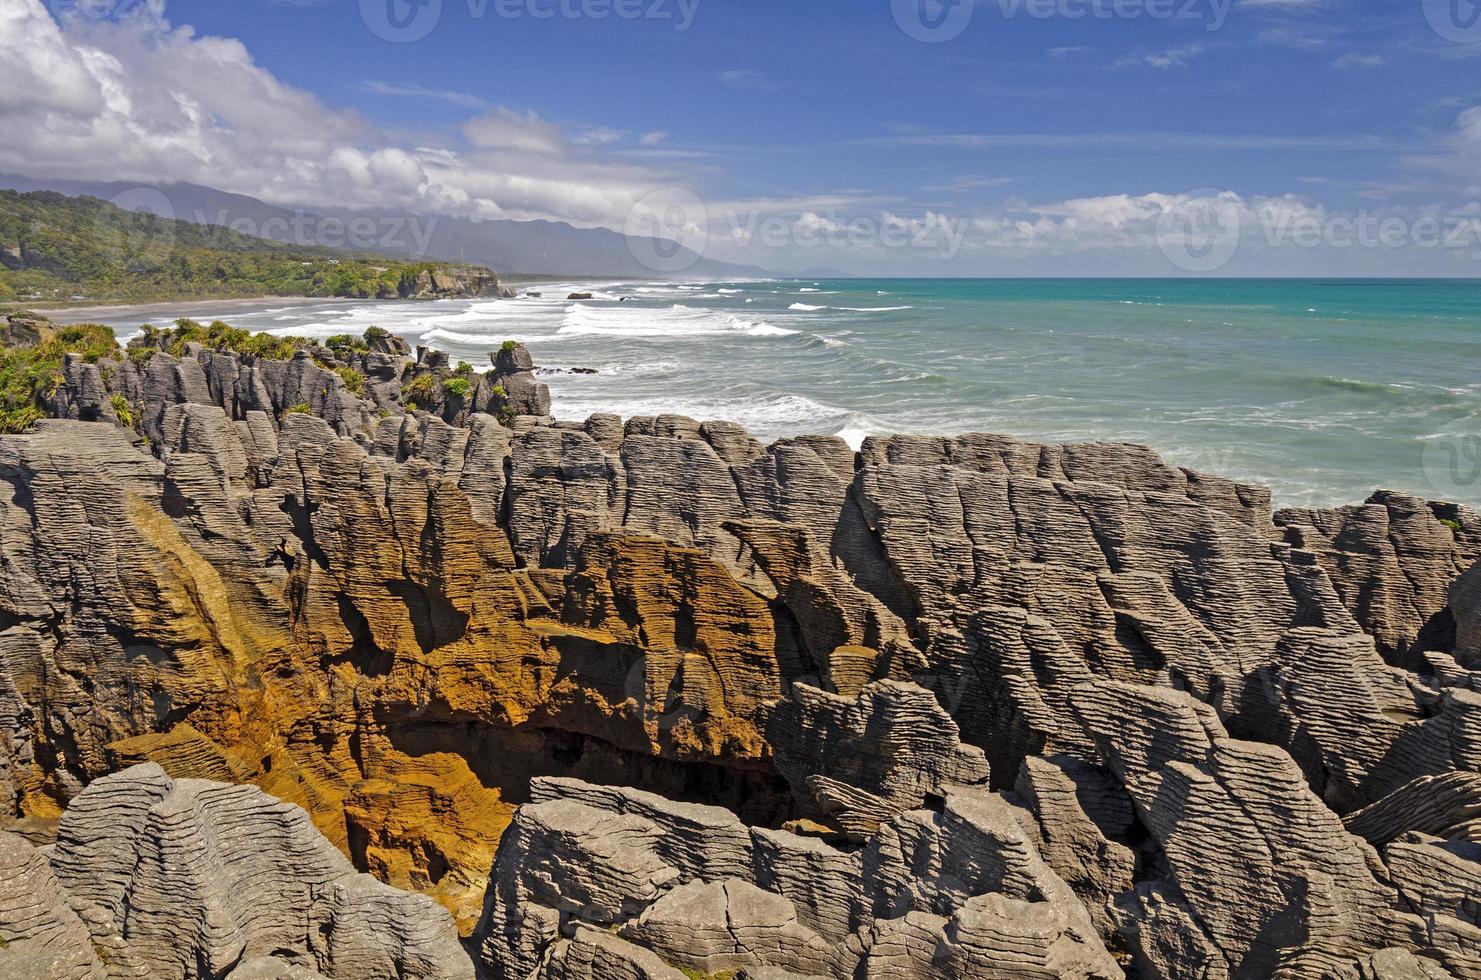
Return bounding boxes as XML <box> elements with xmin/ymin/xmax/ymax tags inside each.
<box><xmin>0</xmin><ymin>315</ymin><xmax>1478</xmax><ymax>979</ymax></box>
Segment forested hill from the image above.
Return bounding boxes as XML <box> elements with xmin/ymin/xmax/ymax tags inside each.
<box><xmin>0</xmin><ymin>189</ymin><xmax>504</xmax><ymax>305</ymax></box>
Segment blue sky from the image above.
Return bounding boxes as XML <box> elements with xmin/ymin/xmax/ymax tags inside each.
<box><xmin>5</xmin><ymin>0</ymin><xmax>1481</xmax><ymax>274</ymax></box>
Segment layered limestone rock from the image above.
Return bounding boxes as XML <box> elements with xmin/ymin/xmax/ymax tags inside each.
<box><xmin>0</xmin><ymin>763</ymin><xmax>469</xmax><ymax>980</ymax></box>
<box><xmin>1</xmin><ymin>320</ymin><xmax>1480</xmax><ymax>977</ymax></box>
<box><xmin>478</xmin><ymin>776</ymin><xmax>1122</xmax><ymax>980</ymax></box>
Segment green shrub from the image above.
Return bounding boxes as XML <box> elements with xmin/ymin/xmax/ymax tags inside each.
<box><xmin>403</xmin><ymin>373</ymin><xmax>438</xmax><ymax>404</ymax></box>
<box><xmin>1441</xmin><ymin>518</ymin><xmax>1463</xmax><ymax>533</ymax></box>
<box><xmin>284</xmin><ymin>403</ymin><xmax>312</xmax><ymax>415</ymax></box>
<box><xmin>0</xmin><ymin>321</ymin><xmax>117</xmax><ymax>430</ymax></box>
<box><xmin>363</xmin><ymin>326</ymin><xmax>390</xmax><ymax>342</ymax></box>
<box><xmin>109</xmin><ymin>393</ymin><xmax>136</xmax><ymax>427</ymax></box>
<box><xmin>157</xmin><ymin>319</ymin><xmax>304</xmax><ymax>361</ymax></box>
<box><xmin>501</xmin><ymin>339</ymin><xmax>518</xmax><ymax>353</ymax></box>
<box><xmin>334</xmin><ymin>367</ymin><xmax>367</xmax><ymax>396</ymax></box>
<box><xmin>325</xmin><ymin>333</ymin><xmax>370</xmax><ymax>354</ymax></box>
<box><xmin>443</xmin><ymin>376</ymin><xmax>471</xmax><ymax>398</ymax></box>
<box><xmin>0</xmin><ymin>406</ymin><xmax>42</xmax><ymax>434</ymax></box>
<box><xmin>454</xmin><ymin>361</ymin><xmax>475</xmax><ymax>377</ymax></box>
<box><xmin>488</xmin><ymin>383</ymin><xmax>515</xmax><ymax>423</ymax></box>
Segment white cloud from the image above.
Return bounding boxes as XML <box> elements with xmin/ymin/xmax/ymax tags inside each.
<box><xmin>1113</xmin><ymin>44</ymin><xmax>1206</xmax><ymax>70</ymax></box>
<box><xmin>462</xmin><ymin>107</ymin><xmax>567</xmax><ymax>155</ymax></box>
<box><xmin>639</xmin><ymin>130</ymin><xmax>669</xmax><ymax>146</ymax></box>
<box><xmin>1331</xmin><ymin>53</ymin><xmax>1383</xmax><ymax>69</ymax></box>
<box><xmin>0</xmin><ymin>1</ymin><xmax>692</xmax><ymax>233</ymax></box>
<box><xmin>360</xmin><ymin>80</ymin><xmax>488</xmax><ymax>110</ymax></box>
<box><xmin>717</xmin><ymin>69</ymin><xmax>772</xmax><ymax>90</ymax></box>
<box><xmin>926</xmin><ymin>175</ymin><xmax>1014</xmax><ymax>194</ymax></box>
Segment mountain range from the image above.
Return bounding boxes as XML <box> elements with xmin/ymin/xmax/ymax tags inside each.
<box><xmin>0</xmin><ymin>174</ymin><xmax>789</xmax><ymax>280</ymax></box>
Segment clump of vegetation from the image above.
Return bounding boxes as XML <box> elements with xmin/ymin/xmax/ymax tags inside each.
<box><xmin>501</xmin><ymin>339</ymin><xmax>519</xmax><ymax>353</ymax></box>
<box><xmin>152</xmin><ymin>319</ymin><xmax>306</xmax><ymax>360</ymax></box>
<box><xmin>363</xmin><ymin>326</ymin><xmax>390</xmax><ymax>342</ymax></box>
<box><xmin>325</xmin><ymin>332</ymin><xmax>372</xmax><ymax>355</ymax></box>
<box><xmin>109</xmin><ymin>393</ymin><xmax>136</xmax><ymax>427</ymax></box>
<box><xmin>0</xmin><ymin>320</ymin><xmax>117</xmax><ymax>433</ymax></box>
<box><xmin>334</xmin><ymin>366</ymin><xmax>367</xmax><ymax>396</ymax></box>
<box><xmin>454</xmin><ymin>360</ymin><xmax>474</xmax><ymax>377</ymax></box>
<box><xmin>443</xmin><ymin>376</ymin><xmax>471</xmax><ymax>398</ymax></box>
<box><xmin>489</xmin><ymin>383</ymin><xmax>515</xmax><ymax>424</ymax></box>
<box><xmin>0</xmin><ymin>406</ymin><xmax>42</xmax><ymax>434</ymax></box>
<box><xmin>1440</xmin><ymin>518</ymin><xmax>1463</xmax><ymax>533</ymax></box>
<box><xmin>284</xmin><ymin>403</ymin><xmax>312</xmax><ymax>415</ymax></box>
<box><xmin>403</xmin><ymin>373</ymin><xmax>438</xmax><ymax>404</ymax></box>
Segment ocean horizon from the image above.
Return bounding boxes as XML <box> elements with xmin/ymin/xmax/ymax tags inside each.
<box><xmin>79</xmin><ymin>276</ymin><xmax>1481</xmax><ymax>510</ymax></box>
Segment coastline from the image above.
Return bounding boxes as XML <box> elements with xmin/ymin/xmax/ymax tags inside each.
<box><xmin>36</xmin><ymin>295</ymin><xmax>385</xmax><ymax>327</ymax></box>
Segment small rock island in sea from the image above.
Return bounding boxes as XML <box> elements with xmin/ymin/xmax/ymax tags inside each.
<box><xmin>0</xmin><ymin>311</ymin><xmax>1477</xmax><ymax>979</ymax></box>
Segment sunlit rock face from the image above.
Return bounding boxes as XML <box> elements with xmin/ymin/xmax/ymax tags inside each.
<box><xmin>1</xmin><ymin>330</ymin><xmax>1480</xmax><ymax>978</ymax></box>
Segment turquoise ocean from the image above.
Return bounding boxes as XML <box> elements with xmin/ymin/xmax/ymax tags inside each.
<box><xmin>84</xmin><ymin>278</ymin><xmax>1481</xmax><ymax>510</ymax></box>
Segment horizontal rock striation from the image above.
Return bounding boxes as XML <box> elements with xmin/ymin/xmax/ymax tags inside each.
<box><xmin>0</xmin><ymin>318</ymin><xmax>1478</xmax><ymax>977</ymax></box>
<box><xmin>479</xmin><ymin>775</ymin><xmax>1122</xmax><ymax>979</ymax></box>
<box><xmin>1</xmin><ymin>762</ymin><xmax>469</xmax><ymax>980</ymax></box>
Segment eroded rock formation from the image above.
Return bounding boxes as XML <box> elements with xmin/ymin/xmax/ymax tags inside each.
<box><xmin>0</xmin><ymin>763</ymin><xmax>469</xmax><ymax>980</ymax></box>
<box><xmin>0</xmin><ymin>317</ymin><xmax>1479</xmax><ymax>978</ymax></box>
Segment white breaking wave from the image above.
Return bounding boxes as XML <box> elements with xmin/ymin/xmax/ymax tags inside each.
<box><xmin>420</xmin><ymin>327</ymin><xmax>541</xmax><ymax>346</ymax></box>
<box><xmin>558</xmin><ymin>303</ymin><xmax>797</xmax><ymax>338</ymax></box>
<box><xmin>550</xmin><ymin>391</ymin><xmax>852</xmax><ymax>436</ymax></box>
<box><xmin>789</xmin><ymin>304</ymin><xmax>912</xmax><ymax>313</ymax></box>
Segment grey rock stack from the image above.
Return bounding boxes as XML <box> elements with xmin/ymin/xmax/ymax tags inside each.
<box><xmin>1</xmin><ymin>764</ymin><xmax>471</xmax><ymax>980</ymax></box>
